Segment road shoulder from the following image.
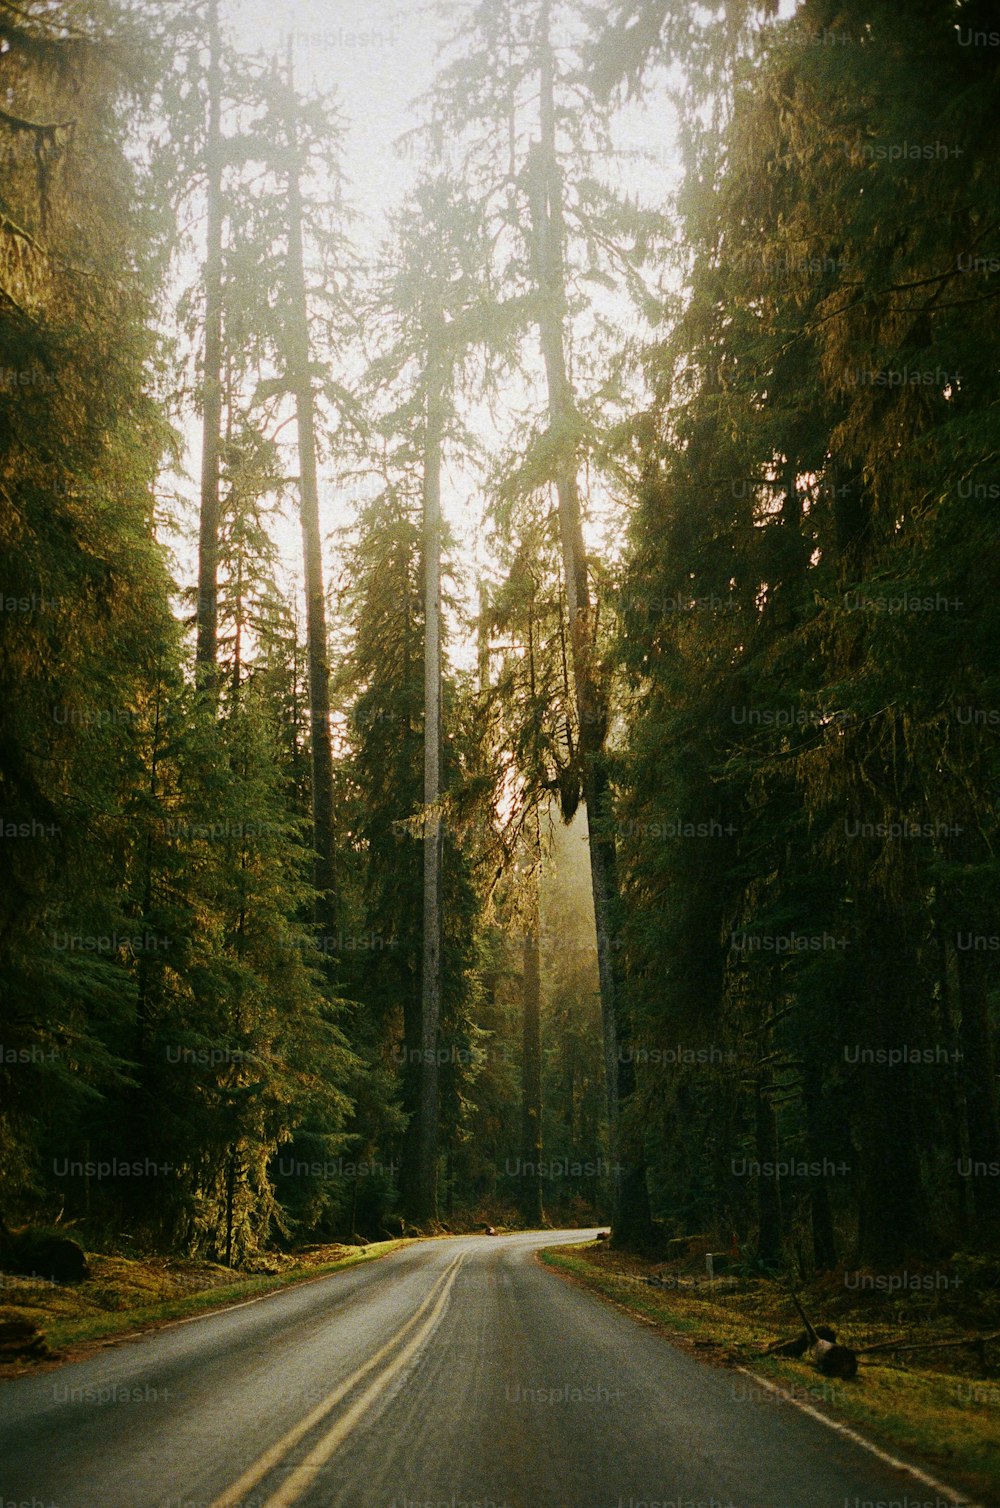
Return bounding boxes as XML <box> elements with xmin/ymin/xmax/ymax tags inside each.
<box><xmin>539</xmin><ymin>1240</ymin><xmax>995</xmax><ymax>1508</ymax></box>
<box><xmin>0</xmin><ymin>1238</ymin><xmax>411</xmax><ymax>1379</ymax></box>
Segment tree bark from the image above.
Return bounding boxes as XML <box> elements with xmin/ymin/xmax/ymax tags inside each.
<box><xmin>195</xmin><ymin>0</ymin><xmax>223</xmax><ymax>689</ymax></box>
<box><xmin>283</xmin><ymin>58</ymin><xmax>337</xmax><ymax>936</ymax></box>
<box><xmin>855</xmin><ymin>901</ymin><xmax>928</xmax><ymax>1264</ymax></box>
<box><xmin>529</xmin><ymin>5</ymin><xmax>652</xmax><ymax>1247</ymax></box>
<box><xmin>520</xmin><ymin>910</ymin><xmax>544</xmax><ymax>1226</ymax></box>
<box><xmin>412</xmin><ymin>330</ymin><xmax>445</xmax><ymax>1224</ymax></box>
<box><xmin>754</xmin><ymin>1073</ymin><xmax>783</xmax><ymax>1266</ymax></box>
<box><xmin>956</xmin><ymin>947</ymin><xmax>1000</xmax><ymax>1234</ymax></box>
<box><xmin>802</xmin><ymin>1061</ymin><xmax>837</xmax><ymax>1270</ymax></box>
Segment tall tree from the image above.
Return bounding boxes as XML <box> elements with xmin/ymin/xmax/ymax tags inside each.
<box><xmin>279</xmin><ymin>51</ymin><xmax>338</xmax><ymax>938</ymax></box>
<box><xmin>423</xmin><ymin>0</ymin><xmax>667</xmax><ymax>1243</ymax></box>
<box><xmin>616</xmin><ymin>0</ymin><xmax>1000</xmax><ymax>1265</ymax></box>
<box><xmin>0</xmin><ymin>0</ymin><xmax>174</xmax><ymax>1211</ymax></box>
<box><xmin>519</xmin><ymin>825</ymin><xmax>544</xmax><ymax>1227</ymax></box>
<box><xmin>529</xmin><ymin>0</ymin><xmax>650</xmax><ymax>1245</ymax></box>
<box><xmin>195</xmin><ymin>0</ymin><xmax>223</xmax><ymax>686</ymax></box>
<box><xmin>417</xmin><ymin>322</ymin><xmax>446</xmax><ymax>1219</ymax></box>
<box><xmin>357</xmin><ymin>174</ymin><xmax>503</xmax><ymax>1220</ymax></box>
<box><xmin>149</xmin><ymin>0</ymin><xmax>264</xmax><ymax>685</ymax></box>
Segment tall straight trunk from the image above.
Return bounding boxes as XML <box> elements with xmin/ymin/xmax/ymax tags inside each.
<box><xmin>855</xmin><ymin>900</ymin><xmax>928</xmax><ymax>1264</ymax></box>
<box><xmin>520</xmin><ymin>913</ymin><xmax>544</xmax><ymax>1225</ymax></box>
<box><xmin>940</xmin><ymin>937</ymin><xmax>973</xmax><ymax>1242</ymax></box>
<box><xmin>224</xmin><ymin>1142</ymin><xmax>236</xmax><ymax>1266</ymax></box>
<box><xmin>519</xmin><ymin>629</ymin><xmax>543</xmax><ymax>1227</ymax></box>
<box><xmin>956</xmin><ymin>947</ymin><xmax>1000</xmax><ymax>1233</ymax></box>
<box><xmin>196</xmin><ymin>0</ymin><xmax>223</xmax><ymax>687</ymax></box>
<box><xmin>397</xmin><ymin>979</ymin><xmax>423</xmax><ymax>1220</ymax></box>
<box><xmin>127</xmin><ymin>677</ymin><xmax>164</xmax><ymax>1231</ymax></box>
<box><xmin>398</xmin><ymin>596</ymin><xmax>423</xmax><ymax>1218</ymax></box>
<box><xmin>530</xmin><ymin>6</ymin><xmax>652</xmax><ymax>1247</ymax></box>
<box><xmin>477</xmin><ymin>578</ymin><xmax>491</xmax><ymax>692</ymax></box>
<box><xmin>802</xmin><ymin>1060</ymin><xmax>837</xmax><ymax>1270</ymax></box>
<box><xmin>283</xmin><ymin>58</ymin><xmax>336</xmax><ymax>934</ymax></box>
<box><xmin>754</xmin><ymin>1074</ymin><xmax>782</xmax><ymax>1265</ymax></box>
<box><xmin>412</xmin><ymin>332</ymin><xmax>445</xmax><ymax>1223</ymax></box>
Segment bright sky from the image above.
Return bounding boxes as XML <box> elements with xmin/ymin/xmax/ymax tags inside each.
<box><xmin>235</xmin><ymin>0</ymin><xmax>438</xmax><ymax>234</ymax></box>
<box><xmin>168</xmin><ymin>0</ymin><xmax>685</xmax><ymax>670</ymax></box>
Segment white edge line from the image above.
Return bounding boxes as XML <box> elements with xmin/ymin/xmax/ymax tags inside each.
<box><xmin>147</xmin><ymin>1241</ymin><xmax>437</xmax><ymax>1331</ymax></box>
<box><xmin>73</xmin><ymin>1241</ymin><xmax>435</xmax><ymax>1349</ymax></box>
<box><xmin>539</xmin><ymin>1249</ymin><xmax>983</xmax><ymax>1508</ymax></box>
<box><xmin>733</xmin><ymin>1365</ymin><xmax>983</xmax><ymax>1508</ymax></box>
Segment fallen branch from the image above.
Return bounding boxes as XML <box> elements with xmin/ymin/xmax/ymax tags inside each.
<box><xmin>856</xmin><ymin>1332</ymin><xmax>1000</xmax><ymax>1358</ymax></box>
<box><xmin>789</xmin><ymin>1291</ymin><xmax>858</xmax><ymax>1378</ymax></box>
<box><xmin>763</xmin><ymin>1326</ymin><xmax>836</xmax><ymax>1358</ymax></box>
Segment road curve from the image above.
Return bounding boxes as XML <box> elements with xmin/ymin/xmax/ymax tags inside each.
<box><xmin>0</xmin><ymin>1229</ymin><xmax>968</xmax><ymax>1508</ymax></box>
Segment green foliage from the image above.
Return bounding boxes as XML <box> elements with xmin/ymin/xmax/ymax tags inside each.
<box><xmin>0</xmin><ymin>0</ymin><xmax>357</xmax><ymax>1261</ymax></box>
<box><xmin>616</xmin><ymin>0</ymin><xmax>1000</xmax><ymax>1267</ymax></box>
<box><xmin>5</xmin><ymin>0</ymin><xmax>995</xmax><ymax>1283</ymax></box>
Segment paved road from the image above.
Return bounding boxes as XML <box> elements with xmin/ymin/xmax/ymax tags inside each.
<box><xmin>0</xmin><ymin>1229</ymin><xmax>970</xmax><ymax>1508</ymax></box>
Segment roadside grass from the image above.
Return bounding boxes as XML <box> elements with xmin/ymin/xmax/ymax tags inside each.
<box><xmin>0</xmin><ymin>1239</ymin><xmax>407</xmax><ymax>1364</ymax></box>
<box><xmin>540</xmin><ymin>1243</ymin><xmax>999</xmax><ymax>1507</ymax></box>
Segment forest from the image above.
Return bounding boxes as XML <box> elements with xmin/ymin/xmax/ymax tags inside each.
<box><xmin>1</xmin><ymin>0</ymin><xmax>998</xmax><ymax>1283</ymax></box>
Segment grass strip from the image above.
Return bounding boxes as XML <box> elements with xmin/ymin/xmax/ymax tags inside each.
<box><xmin>3</xmin><ymin>1240</ymin><xmax>408</xmax><ymax>1358</ymax></box>
<box><xmin>540</xmin><ymin>1244</ymin><xmax>997</xmax><ymax>1507</ymax></box>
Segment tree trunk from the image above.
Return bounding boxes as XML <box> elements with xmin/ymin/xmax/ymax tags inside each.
<box><xmin>195</xmin><ymin>0</ymin><xmax>223</xmax><ymax>689</ymax></box>
<box><xmin>518</xmin><ymin>610</ymin><xmax>544</xmax><ymax>1227</ymax></box>
<box><xmin>956</xmin><ymin>947</ymin><xmax>1000</xmax><ymax>1234</ymax></box>
<box><xmin>477</xmin><ymin>578</ymin><xmax>491</xmax><ymax>692</ymax></box>
<box><xmin>520</xmin><ymin>914</ymin><xmax>544</xmax><ymax>1226</ymax></box>
<box><xmin>283</xmin><ymin>58</ymin><xmax>337</xmax><ymax>937</ymax></box>
<box><xmin>754</xmin><ymin>1074</ymin><xmax>783</xmax><ymax>1266</ymax></box>
<box><xmin>855</xmin><ymin>901</ymin><xmax>928</xmax><ymax>1264</ymax></box>
<box><xmin>224</xmin><ymin>1141</ymin><xmax>236</xmax><ymax>1267</ymax></box>
<box><xmin>397</xmin><ymin>976</ymin><xmax>423</xmax><ymax>1220</ymax></box>
<box><xmin>412</xmin><ymin>331</ymin><xmax>445</xmax><ymax>1224</ymax></box>
<box><xmin>802</xmin><ymin>1061</ymin><xmax>837</xmax><ymax>1270</ymax></box>
<box><xmin>940</xmin><ymin>939</ymin><xmax>973</xmax><ymax>1242</ymax></box>
<box><xmin>529</xmin><ymin>8</ymin><xmax>652</xmax><ymax>1247</ymax></box>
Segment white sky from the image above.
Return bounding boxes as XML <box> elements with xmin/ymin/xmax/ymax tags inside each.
<box><xmin>166</xmin><ymin>0</ymin><xmax>685</xmax><ymax>671</ymax></box>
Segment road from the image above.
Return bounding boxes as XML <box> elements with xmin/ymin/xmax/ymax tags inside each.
<box><xmin>0</xmin><ymin>1229</ymin><xmax>969</xmax><ymax>1508</ymax></box>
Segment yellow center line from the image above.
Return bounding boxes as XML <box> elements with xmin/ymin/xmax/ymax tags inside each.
<box><xmin>209</xmin><ymin>1253</ymin><xmax>465</xmax><ymax>1508</ymax></box>
<box><xmin>258</xmin><ymin>1254</ymin><xmax>463</xmax><ymax>1508</ymax></box>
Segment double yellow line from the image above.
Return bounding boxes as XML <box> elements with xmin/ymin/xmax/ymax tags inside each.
<box><xmin>210</xmin><ymin>1252</ymin><xmax>465</xmax><ymax>1508</ymax></box>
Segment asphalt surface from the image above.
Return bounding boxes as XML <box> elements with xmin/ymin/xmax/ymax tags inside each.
<box><xmin>0</xmin><ymin>1229</ymin><xmax>970</xmax><ymax>1508</ymax></box>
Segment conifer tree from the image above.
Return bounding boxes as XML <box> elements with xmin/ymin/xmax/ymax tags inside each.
<box><xmin>615</xmin><ymin>0</ymin><xmax>1000</xmax><ymax>1264</ymax></box>
<box><xmin>422</xmin><ymin>0</ymin><xmax>667</xmax><ymax>1242</ymax></box>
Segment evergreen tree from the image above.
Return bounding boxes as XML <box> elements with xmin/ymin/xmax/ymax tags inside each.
<box><xmin>0</xmin><ymin>0</ymin><xmax>174</xmax><ymax>1210</ymax></box>
<box><xmin>616</xmin><ymin>0</ymin><xmax>1000</xmax><ymax>1265</ymax></box>
<box><xmin>422</xmin><ymin>0</ymin><xmax>670</xmax><ymax>1245</ymax></box>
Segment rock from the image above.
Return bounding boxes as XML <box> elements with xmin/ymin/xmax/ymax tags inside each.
<box><xmin>0</xmin><ymin>1317</ymin><xmax>52</xmax><ymax>1360</ymax></box>
<box><xmin>0</xmin><ymin>1223</ymin><xmax>89</xmax><ymax>1285</ymax></box>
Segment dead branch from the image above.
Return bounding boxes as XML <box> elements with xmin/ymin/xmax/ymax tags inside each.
<box><xmin>856</xmin><ymin>1332</ymin><xmax>1000</xmax><ymax>1358</ymax></box>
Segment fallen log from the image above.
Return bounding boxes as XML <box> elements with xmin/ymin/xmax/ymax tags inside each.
<box><xmin>856</xmin><ymin>1332</ymin><xmax>1000</xmax><ymax>1358</ymax></box>
<box><xmin>765</xmin><ymin>1325</ymin><xmax>837</xmax><ymax>1358</ymax></box>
